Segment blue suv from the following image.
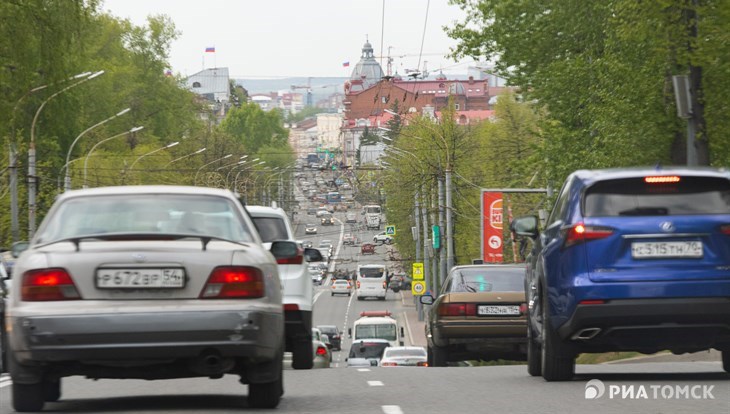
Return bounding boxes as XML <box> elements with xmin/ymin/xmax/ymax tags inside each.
<box><xmin>512</xmin><ymin>167</ymin><xmax>730</xmax><ymax>381</ymax></box>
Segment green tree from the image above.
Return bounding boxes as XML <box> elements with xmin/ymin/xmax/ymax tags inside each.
<box><xmin>219</xmin><ymin>102</ymin><xmax>289</xmax><ymax>154</ymax></box>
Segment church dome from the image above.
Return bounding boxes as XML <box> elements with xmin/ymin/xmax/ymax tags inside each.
<box><xmin>350</xmin><ymin>40</ymin><xmax>384</xmax><ymax>89</ymax></box>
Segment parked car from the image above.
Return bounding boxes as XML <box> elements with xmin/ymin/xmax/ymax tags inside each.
<box><xmin>331</xmin><ymin>279</ymin><xmax>352</xmax><ymax>296</ymax></box>
<box><xmin>361</xmin><ymin>243</ymin><xmax>375</xmax><ymax>255</ymax></box>
<box><xmin>511</xmin><ymin>167</ymin><xmax>730</xmax><ymax>381</ymax></box>
<box><xmin>317</xmin><ymin>325</ymin><xmax>343</xmax><ymax>351</ymax></box>
<box><xmin>311</xmin><ymin>328</ymin><xmax>331</xmax><ymax>368</ymax></box>
<box><xmin>6</xmin><ymin>186</ymin><xmax>292</xmax><ymax>411</ymax></box>
<box><xmin>380</xmin><ymin>346</ymin><xmax>428</xmax><ymax>367</ymax></box>
<box><xmin>420</xmin><ymin>264</ymin><xmax>528</xmax><ymax>367</ymax></box>
<box><xmin>373</xmin><ymin>232</ymin><xmax>393</xmax><ymax>244</ymax></box>
<box><xmin>305</xmin><ymin>224</ymin><xmax>318</xmax><ymax>234</ymax></box>
<box><xmin>247</xmin><ymin>205</ymin><xmax>325</xmax><ymax>371</ymax></box>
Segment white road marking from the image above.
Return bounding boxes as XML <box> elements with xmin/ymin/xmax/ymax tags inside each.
<box><xmin>367</xmin><ymin>380</ymin><xmax>384</xmax><ymax>386</ymax></box>
<box><xmin>382</xmin><ymin>406</ymin><xmax>404</xmax><ymax>414</ymax></box>
<box><xmin>357</xmin><ymin>368</ymin><xmax>371</xmax><ymax>372</ymax></box>
<box><xmin>400</xmin><ymin>291</ymin><xmax>416</xmax><ymax>346</ymax></box>
<box><xmin>0</xmin><ymin>375</ymin><xmax>12</xmax><ymax>388</ymax></box>
<box><xmin>313</xmin><ymin>289</ymin><xmax>325</xmax><ymax>304</ymax></box>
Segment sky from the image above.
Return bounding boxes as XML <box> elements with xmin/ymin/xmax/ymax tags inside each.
<box><xmin>102</xmin><ymin>0</ymin><xmax>477</xmax><ymax>79</ymax></box>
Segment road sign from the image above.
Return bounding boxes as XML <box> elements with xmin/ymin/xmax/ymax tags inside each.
<box><xmin>385</xmin><ymin>225</ymin><xmax>396</xmax><ymax>236</ymax></box>
<box><xmin>412</xmin><ymin>280</ymin><xmax>426</xmax><ymax>296</ymax></box>
<box><xmin>432</xmin><ymin>225</ymin><xmax>441</xmax><ymax>249</ymax></box>
<box><xmin>412</xmin><ymin>262</ymin><xmax>424</xmax><ymax>281</ymax></box>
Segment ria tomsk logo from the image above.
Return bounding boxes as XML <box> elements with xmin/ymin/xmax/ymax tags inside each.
<box><xmin>585</xmin><ymin>379</ymin><xmax>606</xmax><ymax>399</ymax></box>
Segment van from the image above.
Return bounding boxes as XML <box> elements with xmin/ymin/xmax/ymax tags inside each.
<box><xmin>348</xmin><ymin>311</ymin><xmax>405</xmax><ymax>347</ymax></box>
<box><xmin>356</xmin><ymin>264</ymin><xmax>387</xmax><ymax>300</ymax></box>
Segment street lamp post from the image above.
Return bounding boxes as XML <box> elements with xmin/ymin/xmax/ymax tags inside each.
<box><xmin>164</xmin><ymin>147</ymin><xmax>206</xmax><ymax>167</ymax></box>
<box><xmin>83</xmin><ymin>126</ymin><xmax>144</xmax><ymax>188</ymax></box>
<box><xmin>28</xmin><ymin>70</ymin><xmax>104</xmax><ymax>237</ymax></box>
<box><xmin>194</xmin><ymin>154</ymin><xmax>232</xmax><ymax>186</ymax></box>
<box><xmin>64</xmin><ymin>107</ymin><xmax>131</xmax><ymax>191</ymax></box>
<box><xmin>125</xmin><ymin>141</ymin><xmax>180</xmax><ymax>184</ymax></box>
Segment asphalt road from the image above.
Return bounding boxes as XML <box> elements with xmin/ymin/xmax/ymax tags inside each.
<box><xmin>1</xmin><ymin>172</ymin><xmax>728</xmax><ymax>413</ymax></box>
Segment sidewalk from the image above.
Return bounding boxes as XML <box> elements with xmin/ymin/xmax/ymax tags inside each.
<box><xmin>399</xmin><ymin>288</ymin><xmax>427</xmax><ymax>348</ymax></box>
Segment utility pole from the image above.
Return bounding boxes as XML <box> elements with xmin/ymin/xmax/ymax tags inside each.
<box><xmin>421</xmin><ymin>185</ymin><xmax>430</xmax><ymax>300</ymax></box>
<box><xmin>414</xmin><ymin>191</ymin><xmax>423</xmax><ymax>321</ymax></box>
<box><xmin>438</xmin><ymin>176</ymin><xmax>446</xmax><ymax>294</ymax></box>
<box><xmin>445</xmin><ymin>167</ymin><xmax>454</xmax><ymax>270</ymax></box>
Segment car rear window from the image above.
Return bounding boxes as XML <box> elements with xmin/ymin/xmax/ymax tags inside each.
<box><xmin>360</xmin><ymin>267</ymin><xmax>385</xmax><ymax>278</ymax></box>
<box><xmin>452</xmin><ymin>268</ymin><xmax>525</xmax><ymax>293</ymax></box>
<box><xmin>584</xmin><ymin>176</ymin><xmax>730</xmax><ymax>217</ymax></box>
<box><xmin>250</xmin><ymin>217</ymin><xmax>289</xmax><ymax>242</ymax></box>
<box><xmin>348</xmin><ymin>342</ymin><xmax>390</xmax><ymax>358</ymax></box>
<box><xmin>385</xmin><ymin>348</ymin><xmax>426</xmax><ymax>357</ymax></box>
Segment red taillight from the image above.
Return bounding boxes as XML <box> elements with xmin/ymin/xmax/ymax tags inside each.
<box><xmin>416</xmin><ymin>361</ymin><xmax>429</xmax><ymax>367</ymax></box>
<box><xmin>437</xmin><ymin>303</ymin><xmax>482</xmax><ymax>316</ymax></box>
<box><xmin>200</xmin><ymin>266</ymin><xmax>264</xmax><ymax>299</ymax></box>
<box><xmin>563</xmin><ymin>222</ymin><xmax>614</xmax><ymax>248</ymax></box>
<box><xmin>580</xmin><ymin>299</ymin><xmax>607</xmax><ymax>305</ymax></box>
<box><xmin>22</xmin><ymin>268</ymin><xmax>80</xmax><ymax>301</ymax></box>
<box><xmin>315</xmin><ymin>346</ymin><xmax>327</xmax><ymax>356</ymax></box>
<box><xmin>284</xmin><ymin>304</ymin><xmax>299</xmax><ymax>311</ymax></box>
<box><xmin>276</xmin><ymin>248</ymin><xmax>304</xmax><ymax>265</ymax></box>
<box><xmin>644</xmin><ymin>175</ymin><xmax>680</xmax><ymax>184</ymax></box>
<box><xmin>519</xmin><ymin>303</ymin><xmax>528</xmax><ymax>314</ymax></box>
<box><xmin>383</xmin><ymin>281</ymin><xmax>387</xmax><ymax>289</ymax></box>
<box><xmin>356</xmin><ymin>281</ymin><xmax>361</xmax><ymax>289</ymax></box>
<box><xmin>720</xmin><ymin>225</ymin><xmax>730</xmax><ymax>236</ymax></box>
<box><xmin>381</xmin><ymin>362</ymin><xmax>397</xmax><ymax>367</ymax></box>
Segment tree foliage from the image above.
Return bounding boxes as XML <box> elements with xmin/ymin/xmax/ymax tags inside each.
<box><xmin>219</xmin><ymin>102</ymin><xmax>289</xmax><ymax>154</ymax></box>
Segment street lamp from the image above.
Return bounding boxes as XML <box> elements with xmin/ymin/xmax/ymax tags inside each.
<box><xmin>64</xmin><ymin>107</ymin><xmax>131</xmax><ymax>191</ymax></box>
<box><xmin>194</xmin><ymin>154</ymin><xmax>232</xmax><ymax>186</ymax></box>
<box><xmin>125</xmin><ymin>141</ymin><xmax>180</xmax><ymax>184</ymax></box>
<box><xmin>165</xmin><ymin>147</ymin><xmax>206</xmax><ymax>167</ymax></box>
<box><xmin>83</xmin><ymin>126</ymin><xmax>144</xmax><ymax>188</ymax></box>
<box><xmin>28</xmin><ymin>70</ymin><xmax>104</xmax><ymax>237</ymax></box>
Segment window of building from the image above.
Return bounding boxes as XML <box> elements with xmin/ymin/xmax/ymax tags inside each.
<box><xmin>455</xmin><ymin>104</ymin><xmax>460</xmax><ymax>110</ymax></box>
<box><xmin>192</xmin><ymin>82</ymin><xmax>201</xmax><ymax>88</ymax></box>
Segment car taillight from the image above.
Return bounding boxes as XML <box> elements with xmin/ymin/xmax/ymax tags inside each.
<box><xmin>383</xmin><ymin>281</ymin><xmax>387</xmax><ymax>289</ymax></box>
<box><xmin>22</xmin><ymin>268</ymin><xmax>80</xmax><ymax>301</ymax></box>
<box><xmin>417</xmin><ymin>361</ymin><xmax>429</xmax><ymax>367</ymax></box>
<box><xmin>720</xmin><ymin>224</ymin><xmax>730</xmax><ymax>236</ymax></box>
<box><xmin>579</xmin><ymin>299</ymin><xmax>607</xmax><ymax>305</ymax></box>
<box><xmin>644</xmin><ymin>175</ymin><xmax>680</xmax><ymax>183</ymax></box>
<box><xmin>200</xmin><ymin>266</ymin><xmax>264</xmax><ymax>299</ymax></box>
<box><xmin>284</xmin><ymin>304</ymin><xmax>299</xmax><ymax>311</ymax></box>
<box><xmin>381</xmin><ymin>362</ymin><xmax>397</xmax><ymax>366</ymax></box>
<box><xmin>438</xmin><ymin>303</ymin><xmax>477</xmax><ymax>317</ymax></box>
<box><xmin>315</xmin><ymin>346</ymin><xmax>328</xmax><ymax>356</ymax></box>
<box><xmin>519</xmin><ymin>303</ymin><xmax>528</xmax><ymax>314</ymax></box>
<box><xmin>277</xmin><ymin>248</ymin><xmax>304</xmax><ymax>265</ymax></box>
<box><xmin>356</xmin><ymin>281</ymin><xmax>361</xmax><ymax>289</ymax></box>
<box><xmin>563</xmin><ymin>222</ymin><xmax>614</xmax><ymax>248</ymax></box>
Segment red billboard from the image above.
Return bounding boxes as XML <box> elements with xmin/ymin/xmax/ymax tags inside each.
<box><xmin>482</xmin><ymin>191</ymin><xmax>503</xmax><ymax>263</ymax></box>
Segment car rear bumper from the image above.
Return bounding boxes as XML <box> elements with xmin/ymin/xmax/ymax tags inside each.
<box><xmin>557</xmin><ymin>297</ymin><xmax>730</xmax><ymax>352</ymax></box>
<box><xmin>433</xmin><ymin>321</ymin><xmax>527</xmax><ymax>345</ymax></box>
<box><xmin>9</xmin><ymin>309</ymin><xmax>283</xmax><ymax>364</ymax></box>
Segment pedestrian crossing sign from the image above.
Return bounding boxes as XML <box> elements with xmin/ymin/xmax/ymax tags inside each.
<box><xmin>385</xmin><ymin>225</ymin><xmax>396</xmax><ymax>236</ymax></box>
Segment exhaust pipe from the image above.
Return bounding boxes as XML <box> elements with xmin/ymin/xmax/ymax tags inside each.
<box><xmin>189</xmin><ymin>350</ymin><xmax>235</xmax><ymax>376</ymax></box>
<box><xmin>571</xmin><ymin>328</ymin><xmax>602</xmax><ymax>340</ymax></box>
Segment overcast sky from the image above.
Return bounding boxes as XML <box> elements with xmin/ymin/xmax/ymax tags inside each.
<box><xmin>102</xmin><ymin>0</ymin><xmax>476</xmax><ymax>79</ymax></box>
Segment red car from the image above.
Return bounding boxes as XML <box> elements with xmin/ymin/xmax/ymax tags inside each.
<box><xmin>361</xmin><ymin>243</ymin><xmax>375</xmax><ymax>255</ymax></box>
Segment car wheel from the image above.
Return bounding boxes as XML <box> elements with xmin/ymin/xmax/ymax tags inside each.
<box><xmin>348</xmin><ymin>293</ymin><xmax>351</xmax><ymax>297</ymax></box>
<box><xmin>357</xmin><ymin>296</ymin><xmax>363</xmax><ymax>301</ymax></box>
<box><xmin>722</xmin><ymin>350</ymin><xmax>730</xmax><ymax>373</ymax></box>
<box><xmin>540</xmin><ymin>287</ymin><xmax>575</xmax><ymax>381</ymax></box>
<box><xmin>248</xmin><ymin>355</ymin><xmax>283</xmax><ymax>409</ymax></box>
<box><xmin>526</xmin><ymin>312</ymin><xmax>542</xmax><ymax>377</ymax></box>
<box><xmin>12</xmin><ymin>382</ymin><xmax>45</xmax><ymax>412</ymax></box>
<box><xmin>43</xmin><ymin>378</ymin><xmax>61</xmax><ymax>402</ymax></box>
<box><xmin>431</xmin><ymin>344</ymin><xmax>448</xmax><ymax>367</ymax></box>
<box><xmin>427</xmin><ymin>346</ymin><xmax>434</xmax><ymax>366</ymax></box>
<box><xmin>331</xmin><ymin>293</ymin><xmax>334</xmax><ymax>296</ymax></box>
<box><xmin>291</xmin><ymin>339</ymin><xmax>313</xmax><ymax>370</ymax></box>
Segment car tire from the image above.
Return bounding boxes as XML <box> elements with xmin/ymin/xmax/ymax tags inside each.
<box><xmin>248</xmin><ymin>357</ymin><xmax>283</xmax><ymax>409</ymax></box>
<box><xmin>427</xmin><ymin>346</ymin><xmax>434</xmax><ymax>367</ymax></box>
<box><xmin>331</xmin><ymin>293</ymin><xmax>334</xmax><ymax>296</ymax></box>
<box><xmin>722</xmin><ymin>350</ymin><xmax>730</xmax><ymax>373</ymax></box>
<box><xmin>43</xmin><ymin>378</ymin><xmax>61</xmax><ymax>402</ymax></box>
<box><xmin>540</xmin><ymin>288</ymin><xmax>575</xmax><ymax>381</ymax></box>
<box><xmin>291</xmin><ymin>339</ymin><xmax>313</xmax><ymax>370</ymax></box>
<box><xmin>526</xmin><ymin>313</ymin><xmax>542</xmax><ymax>377</ymax></box>
<box><xmin>431</xmin><ymin>344</ymin><xmax>449</xmax><ymax>367</ymax></box>
<box><xmin>348</xmin><ymin>293</ymin><xmax>351</xmax><ymax>297</ymax></box>
<box><xmin>12</xmin><ymin>382</ymin><xmax>45</xmax><ymax>412</ymax></box>
<box><xmin>357</xmin><ymin>296</ymin><xmax>363</xmax><ymax>301</ymax></box>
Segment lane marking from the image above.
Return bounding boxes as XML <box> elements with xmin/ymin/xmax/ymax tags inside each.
<box><xmin>313</xmin><ymin>289</ymin><xmax>325</xmax><ymax>304</ymax></box>
<box><xmin>357</xmin><ymin>368</ymin><xmax>371</xmax><ymax>372</ymax></box>
<box><xmin>400</xmin><ymin>291</ymin><xmax>416</xmax><ymax>346</ymax></box>
<box><xmin>0</xmin><ymin>375</ymin><xmax>12</xmax><ymax>389</ymax></box>
<box><xmin>382</xmin><ymin>406</ymin><xmax>404</xmax><ymax>414</ymax></box>
<box><xmin>367</xmin><ymin>380</ymin><xmax>384</xmax><ymax>386</ymax></box>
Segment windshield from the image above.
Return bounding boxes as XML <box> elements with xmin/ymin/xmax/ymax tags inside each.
<box><xmin>452</xmin><ymin>268</ymin><xmax>525</xmax><ymax>293</ymax></box>
<box><xmin>355</xmin><ymin>323</ymin><xmax>397</xmax><ymax>341</ymax></box>
<box><xmin>364</xmin><ymin>206</ymin><xmax>381</xmax><ymax>214</ymax></box>
<box><xmin>35</xmin><ymin>194</ymin><xmax>254</xmax><ymax>244</ymax></box>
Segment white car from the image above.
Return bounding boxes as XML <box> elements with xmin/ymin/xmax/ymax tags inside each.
<box><xmin>6</xmin><ymin>186</ymin><xmax>292</xmax><ymax>411</ymax></box>
<box><xmin>247</xmin><ymin>205</ymin><xmax>325</xmax><ymax>371</ymax></box>
<box><xmin>380</xmin><ymin>346</ymin><xmax>428</xmax><ymax>367</ymax></box>
<box><xmin>331</xmin><ymin>279</ymin><xmax>352</xmax><ymax>296</ymax></box>
<box><xmin>373</xmin><ymin>232</ymin><xmax>393</xmax><ymax>244</ymax></box>
<box><xmin>305</xmin><ymin>224</ymin><xmax>318</xmax><ymax>234</ymax></box>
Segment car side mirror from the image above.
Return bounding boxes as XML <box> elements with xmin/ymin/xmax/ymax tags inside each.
<box><xmin>269</xmin><ymin>240</ymin><xmax>299</xmax><ymax>261</ymax></box>
<box><xmin>419</xmin><ymin>295</ymin><xmax>434</xmax><ymax>305</ymax></box>
<box><xmin>304</xmin><ymin>247</ymin><xmax>323</xmax><ymax>262</ymax></box>
<box><xmin>348</xmin><ymin>328</ymin><xmax>352</xmax><ymax>338</ymax></box>
<box><xmin>11</xmin><ymin>241</ymin><xmax>29</xmax><ymax>258</ymax></box>
<box><xmin>400</xmin><ymin>326</ymin><xmax>405</xmax><ymax>338</ymax></box>
<box><xmin>511</xmin><ymin>216</ymin><xmax>539</xmax><ymax>239</ymax></box>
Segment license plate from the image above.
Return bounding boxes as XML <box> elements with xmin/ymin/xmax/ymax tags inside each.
<box><xmin>631</xmin><ymin>241</ymin><xmax>703</xmax><ymax>259</ymax></box>
<box><xmin>96</xmin><ymin>268</ymin><xmax>185</xmax><ymax>288</ymax></box>
<box><xmin>478</xmin><ymin>305</ymin><xmax>521</xmax><ymax>316</ymax></box>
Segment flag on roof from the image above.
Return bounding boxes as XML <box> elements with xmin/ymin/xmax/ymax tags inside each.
<box><xmin>342</xmin><ymin>61</ymin><xmax>350</xmax><ymax>67</ymax></box>
<box><xmin>205</xmin><ymin>47</ymin><xmax>216</xmax><ymax>53</ymax></box>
